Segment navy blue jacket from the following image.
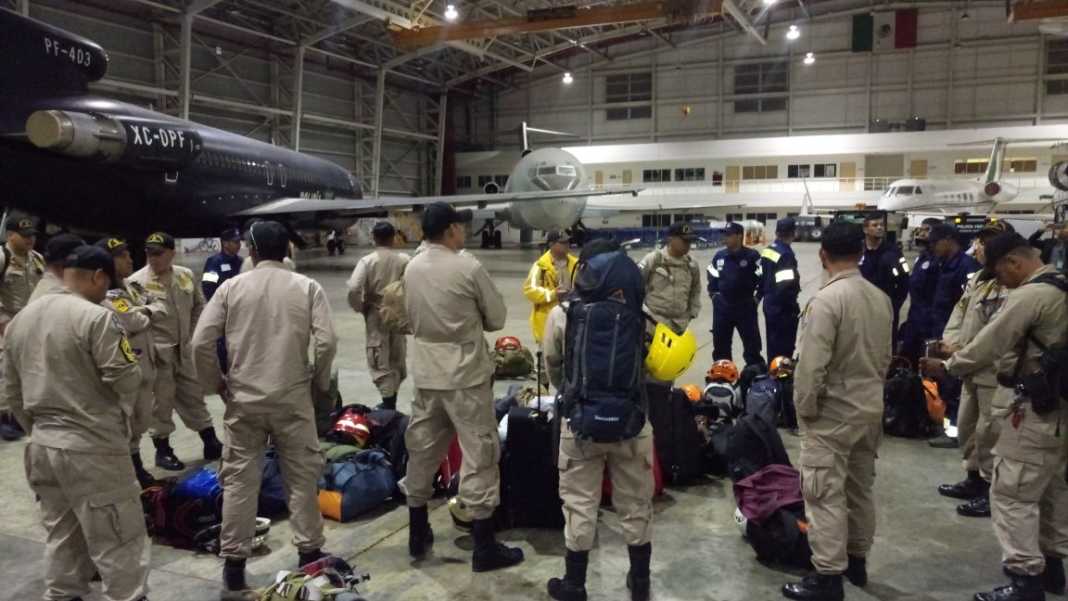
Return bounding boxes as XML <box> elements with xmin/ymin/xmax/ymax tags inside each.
<box><xmin>758</xmin><ymin>240</ymin><xmax>801</xmax><ymax>311</ymax></box>
<box><xmin>707</xmin><ymin>246</ymin><xmax>763</xmax><ymax>304</ymax></box>
<box><xmin>859</xmin><ymin>241</ymin><xmax>910</xmax><ymax>311</ymax></box>
<box><xmin>931</xmin><ymin>250</ymin><xmax>981</xmax><ymax>335</ymax></box>
<box><xmin>201</xmin><ymin>252</ymin><xmax>244</xmax><ymax>301</ymax></box>
<box><xmin>904</xmin><ymin>250</ymin><xmax>940</xmax><ymax>334</ymax></box>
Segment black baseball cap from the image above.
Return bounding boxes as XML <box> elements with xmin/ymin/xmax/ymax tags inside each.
<box><xmin>44</xmin><ymin>233</ymin><xmax>86</xmax><ymax>264</ymax></box>
<box><xmin>220</xmin><ymin>228</ymin><xmax>242</xmax><ymax>242</ymax></box>
<box><xmin>983</xmin><ymin>232</ymin><xmax>1030</xmax><ymax>269</ymax></box>
<box><xmin>921</xmin><ymin>217</ymin><xmax>943</xmax><ymax>227</ymax></box>
<box><xmin>978</xmin><ymin>220</ymin><xmax>1014</xmax><ymax>242</ymax></box>
<box><xmin>776</xmin><ymin>218</ymin><xmax>797</xmax><ymax>235</ymax></box>
<box><xmin>667</xmin><ymin>222</ymin><xmax>697</xmax><ymax>241</ymax></box>
<box><xmin>725</xmin><ymin>222</ymin><xmax>744</xmax><ymax>237</ymax></box>
<box><xmin>96</xmin><ymin>237</ymin><xmax>129</xmax><ymax>257</ymax></box>
<box><xmin>64</xmin><ymin>244</ymin><xmax>117</xmax><ymax>285</ymax></box>
<box><xmin>372</xmin><ymin>222</ymin><xmax>396</xmax><ymax>239</ymax></box>
<box><xmin>546</xmin><ymin>230</ymin><xmax>570</xmax><ymax>245</ymax></box>
<box><xmin>928</xmin><ymin>223</ymin><xmax>962</xmax><ymax>245</ymax></box>
<box><xmin>8</xmin><ymin>212</ymin><xmax>38</xmax><ymax>236</ymax></box>
<box><xmin>421</xmin><ymin>202</ymin><xmax>472</xmax><ymax>238</ymax></box>
<box><xmin>145</xmin><ymin>232</ymin><xmax>176</xmax><ymax>252</ymax></box>
<box><xmin>821</xmin><ymin>221</ymin><xmax>864</xmax><ymax>257</ymax></box>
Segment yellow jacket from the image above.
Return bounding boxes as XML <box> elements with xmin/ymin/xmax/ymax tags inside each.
<box><xmin>523</xmin><ymin>251</ymin><xmax>578</xmax><ymax>342</ymax></box>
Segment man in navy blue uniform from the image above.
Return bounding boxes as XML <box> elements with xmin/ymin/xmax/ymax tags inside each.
<box><xmin>202</xmin><ymin>228</ymin><xmax>244</xmax><ymax>302</ymax></box>
<box><xmin>858</xmin><ymin>214</ymin><xmax>910</xmax><ymax>341</ymax></box>
<box><xmin>929</xmin><ymin>223</ymin><xmax>981</xmax><ymax>336</ymax></box>
<box><xmin>898</xmin><ymin>217</ymin><xmax>943</xmax><ymax>362</ymax></box>
<box><xmin>759</xmin><ymin>218</ymin><xmax>802</xmax><ymax>361</ymax></box>
<box><xmin>708</xmin><ymin>222</ymin><xmax>764</xmax><ymax>366</ymax></box>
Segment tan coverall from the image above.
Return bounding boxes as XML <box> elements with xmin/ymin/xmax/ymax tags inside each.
<box><xmin>28</xmin><ymin>270</ymin><xmax>65</xmax><ymax>303</ymax></box>
<box><xmin>542</xmin><ymin>301</ymin><xmax>655</xmax><ymax>551</ymax></box>
<box><xmin>946</xmin><ymin>265</ymin><xmax>1068</xmax><ymax>576</ymax></box>
<box><xmin>191</xmin><ymin>260</ymin><xmax>337</xmax><ymax>559</ymax></box>
<box><xmin>4</xmin><ymin>290</ymin><xmax>147</xmax><ymax>601</ymax></box>
<box><xmin>637</xmin><ymin>247</ymin><xmax>702</xmax><ymax>335</ymax></box>
<box><xmin>0</xmin><ymin>245</ymin><xmax>45</xmax><ymax>414</ymax></box>
<box><xmin>102</xmin><ymin>281</ymin><xmax>167</xmax><ymax>450</ymax></box>
<box><xmin>400</xmin><ymin>243</ymin><xmax>506</xmax><ymax>520</ymax></box>
<box><xmin>942</xmin><ymin>273</ymin><xmax>1007</xmax><ymax>480</ymax></box>
<box><xmin>128</xmin><ymin>264</ymin><xmax>213</xmax><ymax>437</ymax></box>
<box><xmin>794</xmin><ymin>268</ymin><xmax>892</xmax><ymax>575</ymax></box>
<box><xmin>347</xmin><ymin>248</ymin><xmax>410</xmax><ymax>398</ymax></box>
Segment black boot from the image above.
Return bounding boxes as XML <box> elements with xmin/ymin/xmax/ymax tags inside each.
<box><xmin>547</xmin><ymin>549</ymin><xmax>589</xmax><ymax>601</ymax></box>
<box><xmin>152</xmin><ymin>437</ymin><xmax>185</xmax><ymax>471</ymax></box>
<box><xmin>377</xmin><ymin>395</ymin><xmax>397</xmax><ymax>411</ymax></box>
<box><xmin>0</xmin><ymin>412</ymin><xmax>25</xmax><ymax>441</ymax></box>
<box><xmin>408</xmin><ymin>506</ymin><xmax>434</xmax><ymax>558</ymax></box>
<box><xmin>783</xmin><ymin>573</ymin><xmax>845</xmax><ymax>601</ymax></box>
<box><xmin>1044</xmin><ymin>557</ymin><xmax>1066</xmax><ymax>595</ymax></box>
<box><xmin>298</xmin><ymin>549</ymin><xmax>327</xmax><ymax>568</ymax></box>
<box><xmin>200</xmin><ymin>428</ymin><xmax>223</xmax><ymax>461</ymax></box>
<box><xmin>975</xmin><ymin>572</ymin><xmax>1045</xmax><ymax>601</ymax></box>
<box><xmin>957</xmin><ymin>495</ymin><xmax>992</xmax><ymax>518</ymax></box>
<box><xmin>939</xmin><ymin>471</ymin><xmax>988</xmax><ymax>500</ymax></box>
<box><xmin>471</xmin><ymin>518</ymin><xmax>524</xmax><ymax>572</ymax></box>
<box><xmin>131</xmin><ymin>452</ymin><xmax>156</xmax><ymax>489</ymax></box>
<box><xmin>846</xmin><ymin>555</ymin><xmax>867</xmax><ymax>588</ymax></box>
<box><xmin>220</xmin><ymin>558</ymin><xmax>257</xmax><ymax>601</ymax></box>
<box><xmin>627</xmin><ymin>543</ymin><xmax>652</xmax><ymax>601</ymax></box>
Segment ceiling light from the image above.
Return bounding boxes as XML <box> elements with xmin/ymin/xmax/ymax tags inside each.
<box><xmin>562</xmin><ymin>72</ymin><xmax>574</xmax><ymax>85</ymax></box>
<box><xmin>763</xmin><ymin>0</ymin><xmax>777</xmax><ymax>5</ymax></box>
<box><xmin>444</xmin><ymin>4</ymin><xmax>459</xmax><ymax>21</ymax></box>
<box><xmin>786</xmin><ymin>24</ymin><xmax>800</xmax><ymax>40</ymax></box>
<box><xmin>803</xmin><ymin>51</ymin><xmax>815</xmax><ymax>65</ymax></box>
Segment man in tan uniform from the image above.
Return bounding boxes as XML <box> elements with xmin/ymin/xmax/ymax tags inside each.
<box><xmin>401</xmin><ymin>202</ymin><xmax>523</xmax><ymax>572</ymax></box>
<box><xmin>0</xmin><ymin>212</ymin><xmax>45</xmax><ymax>441</ymax></box>
<box><xmin>29</xmin><ymin>233</ymin><xmax>85</xmax><ymax>302</ymax></box>
<box><xmin>347</xmin><ymin>221</ymin><xmax>409</xmax><ymax>410</ymax></box>
<box><xmin>98</xmin><ymin>237</ymin><xmax>169</xmax><ymax>488</ymax></box>
<box><xmin>129</xmin><ymin>231</ymin><xmax>221</xmax><ymax>471</ymax></box>
<box><xmin>191</xmin><ymin>221</ymin><xmax>337</xmax><ymax>601</ymax></box>
<box><xmin>924</xmin><ymin>232</ymin><xmax>1068</xmax><ymax>601</ymax></box>
<box><xmin>784</xmin><ymin>221</ymin><xmax>892</xmax><ymax>601</ymax></box>
<box><xmin>637</xmin><ymin>222</ymin><xmax>702</xmax><ymax>335</ymax></box>
<box><xmin>936</xmin><ymin>222</ymin><xmax>1012</xmax><ymax>518</ymax></box>
<box><xmin>5</xmin><ymin>245</ymin><xmax>148</xmax><ymax>601</ymax></box>
<box><xmin>544</xmin><ymin>238</ymin><xmax>656</xmax><ymax>601</ymax></box>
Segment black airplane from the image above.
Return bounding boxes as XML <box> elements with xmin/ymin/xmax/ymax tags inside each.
<box><xmin>0</xmin><ymin>9</ymin><xmax>640</xmax><ymax>244</ymax></box>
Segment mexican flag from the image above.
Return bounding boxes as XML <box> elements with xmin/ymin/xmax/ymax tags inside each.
<box><xmin>852</xmin><ymin>9</ymin><xmax>918</xmax><ymax>52</ymax></box>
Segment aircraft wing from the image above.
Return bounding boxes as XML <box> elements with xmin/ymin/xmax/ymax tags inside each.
<box><xmin>232</xmin><ymin>186</ymin><xmax>643</xmax><ymax>217</ymax></box>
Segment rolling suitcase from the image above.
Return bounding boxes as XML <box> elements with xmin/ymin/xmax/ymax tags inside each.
<box><xmin>646</xmin><ymin>383</ymin><xmax>705</xmax><ymax>485</ymax></box>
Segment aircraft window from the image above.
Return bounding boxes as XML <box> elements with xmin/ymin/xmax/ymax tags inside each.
<box><xmin>557</xmin><ymin>165</ymin><xmax>577</xmax><ymax>176</ymax></box>
<box><xmin>886</xmin><ymin>187</ymin><xmax>895</xmax><ymax>195</ymax></box>
<box><xmin>538</xmin><ymin>166</ymin><xmax>557</xmax><ymax>176</ymax></box>
<box><xmin>280</xmin><ymin>164</ymin><xmax>287</xmax><ymax>188</ymax></box>
<box><xmin>266</xmin><ymin>163</ymin><xmax>274</xmax><ymax>186</ymax></box>
<box><xmin>896</xmin><ymin>186</ymin><xmax>914</xmax><ymax>195</ymax></box>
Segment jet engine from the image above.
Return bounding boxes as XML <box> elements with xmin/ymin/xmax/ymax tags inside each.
<box><xmin>26</xmin><ymin>110</ymin><xmax>202</xmax><ymax>167</ymax></box>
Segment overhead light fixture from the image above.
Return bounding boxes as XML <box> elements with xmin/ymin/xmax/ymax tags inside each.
<box><xmin>444</xmin><ymin>4</ymin><xmax>459</xmax><ymax>21</ymax></box>
<box><xmin>786</xmin><ymin>24</ymin><xmax>800</xmax><ymax>40</ymax></box>
<box><xmin>562</xmin><ymin>72</ymin><xmax>574</xmax><ymax>85</ymax></box>
<box><xmin>803</xmin><ymin>51</ymin><xmax>815</xmax><ymax>65</ymax></box>
<box><xmin>763</xmin><ymin>0</ymin><xmax>777</xmax><ymax>5</ymax></box>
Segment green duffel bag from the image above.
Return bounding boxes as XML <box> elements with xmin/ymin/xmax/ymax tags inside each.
<box><xmin>494</xmin><ymin>347</ymin><xmax>534</xmax><ymax>379</ymax></box>
<box><xmin>319</xmin><ymin>441</ymin><xmax>363</xmax><ymax>463</ymax></box>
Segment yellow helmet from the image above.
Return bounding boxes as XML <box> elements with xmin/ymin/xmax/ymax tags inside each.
<box><xmin>645</xmin><ymin>323</ymin><xmax>698</xmax><ymax>381</ymax></box>
<box><xmin>448</xmin><ymin>497</ymin><xmax>473</xmax><ymax>532</ymax></box>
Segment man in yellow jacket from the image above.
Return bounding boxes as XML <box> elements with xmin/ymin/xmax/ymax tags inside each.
<box><xmin>523</xmin><ymin>231</ymin><xmax>578</xmax><ymax>344</ymax></box>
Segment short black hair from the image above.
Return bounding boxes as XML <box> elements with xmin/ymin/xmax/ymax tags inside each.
<box><xmin>372</xmin><ymin>222</ymin><xmax>395</xmax><ymax>246</ymax></box>
<box><xmin>921</xmin><ymin>217</ymin><xmax>943</xmax><ymax>227</ymax></box>
<box><xmin>821</xmin><ymin>221</ymin><xmax>864</xmax><ymax>259</ymax></box>
<box><xmin>863</xmin><ymin>213</ymin><xmax>883</xmax><ymax>226</ymax></box>
<box><xmin>928</xmin><ymin>223</ymin><xmax>962</xmax><ymax>246</ymax></box>
<box><xmin>248</xmin><ymin>220</ymin><xmax>289</xmax><ymax>262</ymax></box>
<box><xmin>983</xmin><ymin>232</ymin><xmax>1032</xmax><ymax>269</ymax></box>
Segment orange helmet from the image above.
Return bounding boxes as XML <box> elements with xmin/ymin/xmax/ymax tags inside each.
<box><xmin>769</xmin><ymin>356</ymin><xmax>795</xmax><ymax>379</ymax></box>
<box><xmin>495</xmin><ymin>336</ymin><xmax>522</xmax><ymax>352</ymax></box>
<box><xmin>332</xmin><ymin>408</ymin><xmax>372</xmax><ymax>448</ymax></box>
<box><xmin>706</xmin><ymin>360</ymin><xmax>739</xmax><ymax>384</ymax></box>
<box><xmin>680</xmin><ymin>384</ymin><xmax>702</xmax><ymax>403</ymax></box>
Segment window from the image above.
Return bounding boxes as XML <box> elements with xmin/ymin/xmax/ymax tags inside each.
<box><xmin>642</xmin><ymin>169</ymin><xmax>672</xmax><ymax>183</ymax></box>
<box><xmin>605</xmin><ymin>73</ymin><xmax>652</xmax><ymax>121</ymax></box>
<box><xmin>726</xmin><ymin>213</ymin><xmax>744</xmax><ymax>222</ymax></box>
<box><xmin>733</xmin><ymin>61</ymin><xmax>788</xmax><ymax>113</ymax></box>
<box><xmin>674</xmin><ymin>167</ymin><xmax>706</xmax><ymax>181</ymax></box>
<box><xmin>742</xmin><ymin>165</ymin><xmax>779</xmax><ymax>180</ymax></box>
<box><xmin>477</xmin><ymin>175</ymin><xmax>493</xmax><ymax>188</ymax></box>
<box><xmin>1009</xmin><ymin>159</ymin><xmax>1037</xmax><ymax>173</ymax></box>
<box><xmin>674</xmin><ymin>213</ymin><xmax>705</xmax><ymax>222</ymax></box>
<box><xmin>1047</xmin><ymin>39</ymin><xmax>1068</xmax><ymax>95</ymax></box>
<box><xmin>954</xmin><ymin>160</ymin><xmax>989</xmax><ymax>175</ymax></box>
<box><xmin>494</xmin><ymin>174</ymin><xmax>509</xmax><ymax>186</ymax></box>
<box><xmin>814</xmin><ymin>163</ymin><xmax>837</xmax><ymax>178</ymax></box>
<box><xmin>896</xmin><ymin>185</ymin><xmax>915</xmax><ymax>195</ymax></box>
<box><xmin>641</xmin><ymin>214</ymin><xmax>671</xmax><ymax>227</ymax></box>
<box><xmin>456</xmin><ymin>175</ymin><xmax>472</xmax><ymax>189</ymax></box>
<box><xmin>745</xmin><ymin>212</ymin><xmax>778</xmax><ymax>223</ymax></box>
<box><xmin>711</xmin><ymin>171</ymin><xmax>724</xmax><ymax>186</ymax></box>
<box><xmin>787</xmin><ymin>164</ymin><xmax>811</xmax><ymax>179</ymax></box>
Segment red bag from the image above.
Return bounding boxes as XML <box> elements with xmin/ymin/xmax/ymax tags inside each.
<box><xmin>602</xmin><ymin>446</ymin><xmax>665</xmax><ymax>502</ymax></box>
<box><xmin>434</xmin><ymin>436</ymin><xmax>463</xmax><ymax>494</ymax></box>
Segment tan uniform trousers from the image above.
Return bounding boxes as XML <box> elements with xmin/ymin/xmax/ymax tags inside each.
<box><xmin>991</xmin><ymin>401</ymin><xmax>1068</xmax><ymax>575</ymax></box>
<box><xmin>25</xmin><ymin>443</ymin><xmax>149</xmax><ymax>601</ymax></box>
<box><xmin>799</xmin><ymin>418</ymin><xmax>881</xmax><ymax>574</ymax></box>
<box><xmin>399</xmin><ymin>380</ymin><xmax>500</xmax><ymax>519</ymax></box>
<box><xmin>149</xmin><ymin>354</ymin><xmax>212</xmax><ymax>438</ymax></box>
<box><xmin>558</xmin><ymin>423</ymin><xmax>655</xmax><ymax>552</ymax></box>
<box><xmin>365</xmin><ymin>315</ymin><xmax>407</xmax><ymax>398</ymax></box>
<box><xmin>130</xmin><ymin>362</ymin><xmax>156</xmax><ymax>452</ymax></box>
<box><xmin>218</xmin><ymin>407</ymin><xmax>325</xmax><ymax>559</ymax></box>
<box><xmin>957</xmin><ymin>380</ymin><xmax>999</xmax><ymax>480</ymax></box>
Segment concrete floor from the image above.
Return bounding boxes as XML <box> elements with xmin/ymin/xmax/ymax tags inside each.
<box><xmin>0</xmin><ymin>242</ymin><xmax>1011</xmax><ymax>601</ymax></box>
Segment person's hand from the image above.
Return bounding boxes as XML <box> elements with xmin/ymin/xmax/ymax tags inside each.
<box><xmin>555</xmin><ymin>287</ymin><xmax>568</xmax><ymax>298</ymax></box>
<box><xmin>937</xmin><ymin>341</ymin><xmax>960</xmax><ymax>357</ymax></box>
<box><xmin>919</xmin><ymin>357</ymin><xmax>947</xmax><ymax>379</ymax></box>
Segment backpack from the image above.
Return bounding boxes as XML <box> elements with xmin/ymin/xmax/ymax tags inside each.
<box><xmin>141</xmin><ymin>470</ymin><xmax>223</xmax><ymax>551</ymax></box>
<box><xmin>259</xmin><ymin>450</ymin><xmax>290</xmax><ymax>518</ymax></box>
<box><xmin>712</xmin><ymin>413</ymin><xmax>792</xmax><ymax>481</ymax></box>
<box><xmin>647</xmin><ymin>385</ymin><xmax>706</xmax><ymax>484</ymax></box>
<box><xmin>378</xmin><ymin>279</ymin><xmax>411</xmax><ymax>334</ymax></box>
<box><xmin>318</xmin><ymin>449</ymin><xmax>396</xmax><ymax>521</ymax></box>
<box><xmin>367</xmin><ymin>408</ymin><xmax>410</xmax><ymax>483</ymax></box>
<box><xmin>883</xmin><ymin>361</ymin><xmax>938</xmax><ymax>438</ymax></box>
<box><xmin>739</xmin><ymin>361</ymin><xmax>768</xmax><ymax>403</ymax></box>
<box><xmin>745</xmin><ymin>375</ymin><xmax>780</xmax><ymax>426</ymax></box>
<box><xmin>494</xmin><ymin>346</ymin><xmax>535</xmax><ymax>379</ymax></box>
<box><xmin>1015</xmin><ymin>273</ymin><xmax>1068</xmax><ymax>413</ymax></box>
<box><xmin>743</xmin><ymin>502</ymin><xmax>813</xmax><ymax>568</ymax></box>
<box><xmin>319</xmin><ymin>441</ymin><xmax>362</xmax><ymax>463</ymax></box>
<box><xmin>560</xmin><ymin>250</ymin><xmax>647</xmax><ymax>443</ymax></box>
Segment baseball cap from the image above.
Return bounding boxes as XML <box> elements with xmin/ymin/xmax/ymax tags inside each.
<box><xmin>978</xmin><ymin>220</ymin><xmax>1014</xmax><ymax>242</ymax></box>
<box><xmin>776</xmin><ymin>218</ymin><xmax>797</xmax><ymax>235</ymax></box>
<box><xmin>724</xmin><ymin>222</ymin><xmax>744</xmax><ymax>237</ymax></box>
<box><xmin>64</xmin><ymin>244</ymin><xmax>117</xmax><ymax>285</ymax></box>
<box><xmin>927</xmin><ymin>223</ymin><xmax>962</xmax><ymax>245</ymax></box>
<box><xmin>95</xmin><ymin>237</ymin><xmax>129</xmax><ymax>257</ymax></box>
<box><xmin>8</xmin><ymin>212</ymin><xmax>38</xmax><ymax>236</ymax></box>
<box><xmin>821</xmin><ymin>221</ymin><xmax>864</xmax><ymax>257</ymax></box>
<box><xmin>667</xmin><ymin>222</ymin><xmax>697</xmax><ymax>241</ymax></box>
<box><xmin>44</xmin><ymin>233</ymin><xmax>86</xmax><ymax>264</ymax></box>
<box><xmin>983</xmin><ymin>232</ymin><xmax>1030</xmax><ymax>269</ymax></box>
<box><xmin>545</xmin><ymin>230</ymin><xmax>570</xmax><ymax>245</ymax></box>
<box><xmin>144</xmin><ymin>232</ymin><xmax>176</xmax><ymax>252</ymax></box>
<box><xmin>421</xmin><ymin>202</ymin><xmax>472</xmax><ymax>239</ymax></box>
<box><xmin>372</xmin><ymin>222</ymin><xmax>396</xmax><ymax>239</ymax></box>
<box><xmin>220</xmin><ymin>228</ymin><xmax>242</xmax><ymax>242</ymax></box>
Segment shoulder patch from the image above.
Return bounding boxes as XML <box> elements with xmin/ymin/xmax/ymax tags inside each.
<box><xmin>119</xmin><ymin>335</ymin><xmax>137</xmax><ymax>363</ymax></box>
<box><xmin>111</xmin><ymin>298</ymin><xmax>131</xmax><ymax>313</ymax></box>
<box><xmin>761</xmin><ymin>248</ymin><xmax>782</xmax><ymax>263</ymax></box>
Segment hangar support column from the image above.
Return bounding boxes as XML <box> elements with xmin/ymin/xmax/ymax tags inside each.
<box><xmin>372</xmin><ymin>68</ymin><xmax>386</xmax><ymax>198</ymax></box>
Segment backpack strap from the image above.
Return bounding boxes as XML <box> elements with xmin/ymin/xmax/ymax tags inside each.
<box><xmin>0</xmin><ymin>245</ymin><xmax>10</xmax><ymax>282</ymax></box>
<box><xmin>1010</xmin><ymin>274</ymin><xmax>1068</xmax><ymax>379</ymax></box>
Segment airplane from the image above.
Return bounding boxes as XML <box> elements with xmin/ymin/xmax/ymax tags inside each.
<box><xmin>0</xmin><ymin>9</ymin><xmax>641</xmax><ymax>247</ymax></box>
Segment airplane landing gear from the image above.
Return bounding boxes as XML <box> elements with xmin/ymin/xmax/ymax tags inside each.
<box><xmin>477</xmin><ymin>219</ymin><xmax>503</xmax><ymax>249</ymax></box>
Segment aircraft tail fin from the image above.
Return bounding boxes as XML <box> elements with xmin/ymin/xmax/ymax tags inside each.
<box><xmin>984</xmin><ymin>137</ymin><xmax>1006</xmax><ymax>185</ymax></box>
<box><xmin>517</xmin><ymin>122</ymin><xmax>578</xmax><ymax>155</ymax></box>
<box><xmin>0</xmin><ymin>9</ymin><xmax>108</xmax><ymax>95</ymax></box>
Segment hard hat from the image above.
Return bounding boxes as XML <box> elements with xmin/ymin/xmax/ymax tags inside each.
<box><xmin>495</xmin><ymin>336</ymin><xmax>522</xmax><ymax>352</ymax></box>
<box><xmin>448</xmin><ymin>497</ymin><xmax>474</xmax><ymax>532</ymax></box>
<box><xmin>680</xmin><ymin>384</ymin><xmax>702</xmax><ymax>403</ymax></box>
<box><xmin>702</xmin><ymin>381</ymin><xmax>741</xmax><ymax>419</ymax></box>
<box><xmin>769</xmin><ymin>356</ymin><xmax>795</xmax><ymax>380</ymax></box>
<box><xmin>645</xmin><ymin>324</ymin><xmax>698</xmax><ymax>381</ymax></box>
<box><xmin>332</xmin><ymin>409</ymin><xmax>372</xmax><ymax>448</ymax></box>
<box><xmin>706</xmin><ymin>359</ymin><xmax>740</xmax><ymax>384</ymax></box>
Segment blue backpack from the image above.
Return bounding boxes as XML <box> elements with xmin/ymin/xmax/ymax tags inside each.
<box><xmin>318</xmin><ymin>449</ymin><xmax>396</xmax><ymax>521</ymax></box>
<box><xmin>258</xmin><ymin>450</ymin><xmax>289</xmax><ymax>518</ymax></box>
<box><xmin>745</xmin><ymin>374</ymin><xmax>780</xmax><ymax>426</ymax></box>
<box><xmin>561</xmin><ymin>250</ymin><xmax>647</xmax><ymax>443</ymax></box>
